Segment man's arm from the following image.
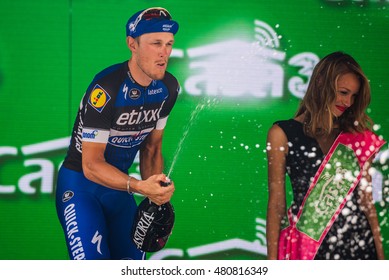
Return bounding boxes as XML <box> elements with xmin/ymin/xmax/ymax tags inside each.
<box><xmin>82</xmin><ymin>142</ymin><xmax>129</xmax><ymax>190</ymax></box>
<box><xmin>82</xmin><ymin>140</ymin><xmax>173</xmax><ymax>205</ymax></box>
<box><xmin>139</xmin><ymin>129</ymin><xmax>165</xmax><ymax>179</ymax></box>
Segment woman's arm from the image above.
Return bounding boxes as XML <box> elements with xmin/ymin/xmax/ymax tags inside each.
<box><xmin>359</xmin><ymin>160</ymin><xmax>385</xmax><ymax>260</ymax></box>
<box><xmin>266</xmin><ymin>124</ymin><xmax>288</xmax><ymax>260</ymax></box>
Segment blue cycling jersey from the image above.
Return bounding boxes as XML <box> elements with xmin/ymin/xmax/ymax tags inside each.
<box><xmin>56</xmin><ymin>61</ymin><xmax>179</xmax><ymax>259</ymax></box>
<box><xmin>63</xmin><ymin>61</ymin><xmax>179</xmax><ymax>173</ymax></box>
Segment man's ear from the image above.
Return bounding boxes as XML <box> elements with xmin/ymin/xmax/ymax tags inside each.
<box><xmin>126</xmin><ymin>36</ymin><xmax>137</xmax><ymax>52</ymax></box>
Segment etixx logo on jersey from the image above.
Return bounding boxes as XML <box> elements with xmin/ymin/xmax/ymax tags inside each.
<box><xmin>88</xmin><ymin>84</ymin><xmax>111</xmax><ymax>113</ymax></box>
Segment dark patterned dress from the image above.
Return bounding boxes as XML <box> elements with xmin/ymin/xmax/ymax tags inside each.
<box><xmin>276</xmin><ymin>119</ymin><xmax>378</xmax><ymax>259</ymax></box>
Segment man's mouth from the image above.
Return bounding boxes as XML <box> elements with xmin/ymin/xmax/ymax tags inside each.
<box><xmin>156</xmin><ymin>61</ymin><xmax>166</xmax><ymax>67</ymax></box>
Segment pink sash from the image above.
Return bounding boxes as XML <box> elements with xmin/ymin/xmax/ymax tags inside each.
<box><xmin>278</xmin><ymin>130</ymin><xmax>386</xmax><ymax>260</ymax></box>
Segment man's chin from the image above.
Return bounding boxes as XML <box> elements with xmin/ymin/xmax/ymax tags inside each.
<box><xmin>150</xmin><ymin>73</ymin><xmax>165</xmax><ymax>81</ymax></box>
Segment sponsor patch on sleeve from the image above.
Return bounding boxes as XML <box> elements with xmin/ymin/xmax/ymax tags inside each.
<box><xmin>82</xmin><ymin>128</ymin><xmax>110</xmax><ymax>143</ymax></box>
<box><xmin>88</xmin><ymin>84</ymin><xmax>111</xmax><ymax>113</ymax></box>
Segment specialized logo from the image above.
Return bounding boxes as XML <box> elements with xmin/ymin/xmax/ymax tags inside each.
<box><xmin>88</xmin><ymin>84</ymin><xmax>111</xmax><ymax>113</ymax></box>
<box><xmin>91</xmin><ymin>231</ymin><xmax>103</xmax><ymax>255</ymax></box>
<box><xmin>129</xmin><ymin>88</ymin><xmax>141</xmax><ymax>100</ymax></box>
<box><xmin>62</xmin><ymin>190</ymin><xmax>74</xmax><ymax>202</ymax></box>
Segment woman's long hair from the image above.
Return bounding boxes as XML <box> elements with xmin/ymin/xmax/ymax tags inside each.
<box><xmin>295</xmin><ymin>51</ymin><xmax>372</xmax><ymax>137</ymax></box>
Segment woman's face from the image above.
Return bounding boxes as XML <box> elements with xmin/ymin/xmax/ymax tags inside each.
<box><xmin>331</xmin><ymin>72</ymin><xmax>360</xmax><ymax>117</ymax></box>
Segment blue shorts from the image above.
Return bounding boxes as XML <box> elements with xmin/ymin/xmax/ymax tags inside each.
<box><xmin>55</xmin><ymin>166</ymin><xmax>145</xmax><ymax>260</ymax></box>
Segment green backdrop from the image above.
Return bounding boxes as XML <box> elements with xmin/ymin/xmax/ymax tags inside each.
<box><xmin>0</xmin><ymin>0</ymin><xmax>388</xmax><ymax>260</ymax></box>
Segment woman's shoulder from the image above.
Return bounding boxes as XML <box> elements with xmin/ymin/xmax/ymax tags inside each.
<box><xmin>268</xmin><ymin>119</ymin><xmax>307</xmax><ymax>144</ymax></box>
<box><xmin>268</xmin><ymin>119</ymin><xmax>297</xmax><ymax>140</ymax></box>
<box><xmin>273</xmin><ymin>119</ymin><xmax>302</xmax><ymax>131</ymax></box>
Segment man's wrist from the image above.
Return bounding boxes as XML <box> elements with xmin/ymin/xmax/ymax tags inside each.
<box><xmin>126</xmin><ymin>176</ymin><xmax>133</xmax><ymax>194</ymax></box>
<box><xmin>127</xmin><ymin>176</ymin><xmax>142</xmax><ymax>194</ymax></box>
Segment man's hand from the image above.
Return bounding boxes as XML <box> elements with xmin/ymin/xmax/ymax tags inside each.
<box><xmin>136</xmin><ymin>174</ymin><xmax>175</xmax><ymax>205</ymax></box>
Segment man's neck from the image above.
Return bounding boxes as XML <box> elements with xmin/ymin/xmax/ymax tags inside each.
<box><xmin>127</xmin><ymin>59</ymin><xmax>152</xmax><ymax>87</ymax></box>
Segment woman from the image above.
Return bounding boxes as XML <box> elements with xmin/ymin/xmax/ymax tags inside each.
<box><xmin>266</xmin><ymin>51</ymin><xmax>386</xmax><ymax>260</ymax></box>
